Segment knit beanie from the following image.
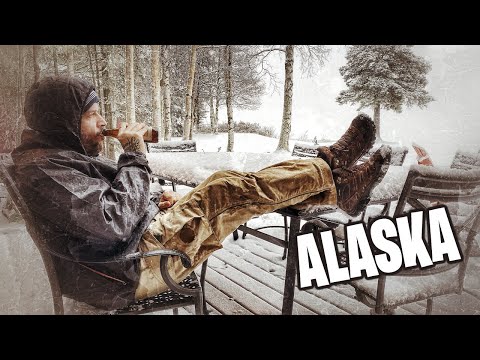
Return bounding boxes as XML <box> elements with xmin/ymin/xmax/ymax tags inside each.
<box><xmin>83</xmin><ymin>90</ymin><xmax>99</xmax><ymax>113</ymax></box>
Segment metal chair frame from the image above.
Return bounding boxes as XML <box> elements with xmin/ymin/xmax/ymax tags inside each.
<box><xmin>0</xmin><ymin>157</ymin><xmax>208</xmax><ymax>315</ymax></box>
<box><xmin>305</xmin><ymin>165</ymin><xmax>480</xmax><ymax>314</ymax></box>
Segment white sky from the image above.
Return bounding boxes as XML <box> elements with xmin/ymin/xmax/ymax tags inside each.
<box><xmin>232</xmin><ymin>45</ymin><xmax>480</xmax><ymax>166</ymax></box>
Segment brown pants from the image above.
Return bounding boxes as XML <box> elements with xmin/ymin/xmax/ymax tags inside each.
<box><xmin>135</xmin><ymin>158</ymin><xmax>336</xmax><ymax>300</ymax></box>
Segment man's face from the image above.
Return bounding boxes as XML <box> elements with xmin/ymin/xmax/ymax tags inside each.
<box><xmin>80</xmin><ymin>103</ymin><xmax>107</xmax><ymax>156</ymax></box>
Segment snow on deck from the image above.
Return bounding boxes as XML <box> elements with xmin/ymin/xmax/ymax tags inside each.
<box><xmin>1</xmin><ymin>212</ymin><xmax>479</xmax><ymax>315</ymax></box>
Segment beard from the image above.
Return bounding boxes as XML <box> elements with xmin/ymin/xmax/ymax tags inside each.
<box><xmin>81</xmin><ymin>132</ymin><xmax>104</xmax><ymax>157</ymax></box>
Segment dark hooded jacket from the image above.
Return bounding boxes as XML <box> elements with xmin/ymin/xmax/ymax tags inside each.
<box><xmin>11</xmin><ymin>76</ymin><xmax>160</xmax><ymax>310</ymax></box>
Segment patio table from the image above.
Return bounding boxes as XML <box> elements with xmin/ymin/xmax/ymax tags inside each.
<box><xmin>147</xmin><ymin>152</ymin><xmax>409</xmax><ymax>314</ymax></box>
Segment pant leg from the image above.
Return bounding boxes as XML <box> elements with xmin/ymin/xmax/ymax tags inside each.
<box><xmin>135</xmin><ymin>158</ymin><xmax>336</xmax><ymax>300</ymax></box>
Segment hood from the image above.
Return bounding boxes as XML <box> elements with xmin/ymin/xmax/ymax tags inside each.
<box><xmin>23</xmin><ymin>75</ymin><xmax>95</xmax><ymax>154</ymax></box>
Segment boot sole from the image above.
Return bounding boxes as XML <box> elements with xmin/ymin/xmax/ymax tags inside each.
<box><xmin>351</xmin><ymin>113</ymin><xmax>377</xmax><ymax>166</ymax></box>
<box><xmin>343</xmin><ymin>145</ymin><xmax>392</xmax><ymax>217</ymax></box>
<box><xmin>321</xmin><ymin>114</ymin><xmax>377</xmax><ymax>169</ymax></box>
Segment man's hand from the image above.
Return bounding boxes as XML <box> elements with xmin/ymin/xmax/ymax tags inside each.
<box><xmin>158</xmin><ymin>190</ymin><xmax>182</xmax><ymax>210</ymax></box>
<box><xmin>116</xmin><ymin>121</ymin><xmax>149</xmax><ymax>154</ymax></box>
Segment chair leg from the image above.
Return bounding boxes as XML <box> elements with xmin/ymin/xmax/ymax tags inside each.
<box><xmin>52</xmin><ymin>293</ymin><xmax>65</xmax><ymax>315</ymax></box>
<box><xmin>282</xmin><ymin>217</ymin><xmax>300</xmax><ymax>315</ymax></box>
<box><xmin>242</xmin><ymin>222</ymin><xmax>248</xmax><ymax>239</ymax></box>
<box><xmin>282</xmin><ymin>215</ymin><xmax>289</xmax><ymax>260</ymax></box>
<box><xmin>233</xmin><ymin>229</ymin><xmax>239</xmax><ymax>240</ymax></box>
<box><xmin>173</xmin><ymin>308</ymin><xmax>179</xmax><ymax>315</ymax></box>
<box><xmin>360</xmin><ymin>210</ymin><xmax>366</xmax><ymax>222</ymax></box>
<box><xmin>374</xmin><ymin>276</ymin><xmax>387</xmax><ymax>315</ymax></box>
<box><xmin>426</xmin><ymin>298</ymin><xmax>433</xmax><ymax>315</ymax></box>
<box><xmin>194</xmin><ymin>289</ymin><xmax>204</xmax><ymax>315</ymax></box>
<box><xmin>200</xmin><ymin>260</ymin><xmax>209</xmax><ymax>314</ymax></box>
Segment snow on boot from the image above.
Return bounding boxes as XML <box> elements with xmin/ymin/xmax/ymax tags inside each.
<box><xmin>334</xmin><ymin>144</ymin><xmax>391</xmax><ymax>217</ymax></box>
<box><xmin>317</xmin><ymin>113</ymin><xmax>376</xmax><ymax>171</ymax></box>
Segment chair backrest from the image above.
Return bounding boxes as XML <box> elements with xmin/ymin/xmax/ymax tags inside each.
<box><xmin>450</xmin><ymin>150</ymin><xmax>480</xmax><ymax>171</ymax></box>
<box><xmin>291</xmin><ymin>142</ymin><xmax>319</xmax><ymax>158</ymax></box>
<box><xmin>147</xmin><ymin>140</ymin><xmax>197</xmax><ymax>153</ymax></box>
<box><xmin>1</xmin><ymin>156</ymin><xmax>206</xmax><ymax>315</ymax></box>
<box><xmin>0</xmin><ymin>156</ymin><xmax>65</xmax><ymax>314</ymax></box>
<box><xmin>361</xmin><ymin>145</ymin><xmax>409</xmax><ymax>166</ymax></box>
<box><xmin>393</xmin><ymin>164</ymin><xmax>480</xmax><ymax>286</ymax></box>
<box><xmin>292</xmin><ymin>142</ymin><xmax>409</xmax><ymax>167</ymax></box>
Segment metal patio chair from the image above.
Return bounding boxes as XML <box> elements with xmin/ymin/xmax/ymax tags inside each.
<box><xmin>337</xmin><ymin>165</ymin><xmax>479</xmax><ymax>314</ymax></box>
<box><xmin>0</xmin><ymin>156</ymin><xmax>207</xmax><ymax>315</ymax></box>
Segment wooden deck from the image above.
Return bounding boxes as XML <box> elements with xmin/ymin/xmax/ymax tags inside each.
<box><xmin>175</xmin><ymin>214</ymin><xmax>480</xmax><ymax>316</ymax></box>
<box><xmin>1</xmin><ymin>206</ymin><xmax>479</xmax><ymax>315</ymax></box>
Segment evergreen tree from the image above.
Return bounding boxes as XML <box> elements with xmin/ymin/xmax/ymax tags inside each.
<box><xmin>337</xmin><ymin>45</ymin><xmax>434</xmax><ymax>140</ymax></box>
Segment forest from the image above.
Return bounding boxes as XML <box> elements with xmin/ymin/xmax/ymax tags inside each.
<box><xmin>0</xmin><ymin>45</ymin><xmax>330</xmax><ymax>157</ymax></box>
<box><xmin>0</xmin><ymin>45</ymin><xmax>432</xmax><ymax>157</ymax></box>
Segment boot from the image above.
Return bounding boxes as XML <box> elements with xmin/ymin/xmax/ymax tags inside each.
<box><xmin>334</xmin><ymin>145</ymin><xmax>391</xmax><ymax>217</ymax></box>
<box><xmin>317</xmin><ymin>113</ymin><xmax>376</xmax><ymax>170</ymax></box>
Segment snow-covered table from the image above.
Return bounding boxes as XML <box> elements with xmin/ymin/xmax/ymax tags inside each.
<box><xmin>147</xmin><ymin>151</ymin><xmax>409</xmax><ymax>210</ymax></box>
<box><xmin>147</xmin><ymin>151</ymin><xmax>410</xmax><ymax>315</ymax></box>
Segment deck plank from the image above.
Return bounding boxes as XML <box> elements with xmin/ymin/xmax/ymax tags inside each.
<box><xmin>182</xmin><ymin>302</ymin><xmax>221</xmax><ymax>316</ymax></box>
<box><xmin>463</xmin><ymin>257</ymin><xmax>480</xmax><ymax>299</ymax></box>
<box><xmin>208</xmin><ymin>254</ymin><xmax>316</xmax><ymax>315</ymax></box>
<box><xmin>0</xmin><ymin>211</ymin><xmax>479</xmax><ymax>315</ymax></box>
<box><xmin>202</xmin><ymin>281</ymin><xmax>252</xmax><ymax>315</ymax></box>
<box><xmin>211</xmin><ymin>247</ymin><xmax>348</xmax><ymax>315</ymax></box>
<box><xmin>224</xmin><ymin>238</ymin><xmax>363</xmax><ymax>314</ymax></box>
<box><xmin>203</xmin><ymin>267</ymin><xmax>279</xmax><ymax>315</ymax></box>
<box><xmin>427</xmin><ymin>292</ymin><xmax>480</xmax><ymax>315</ymax></box>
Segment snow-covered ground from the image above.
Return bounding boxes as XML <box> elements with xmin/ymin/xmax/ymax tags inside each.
<box><xmin>192</xmin><ymin>132</ymin><xmax>291</xmax><ymax>154</ymax></box>
<box><xmin>178</xmin><ymin>132</ymin><xmax>422</xmax><ymax>165</ymax></box>
<box><xmin>235</xmin><ymin>45</ymin><xmax>480</xmax><ymax>167</ymax></box>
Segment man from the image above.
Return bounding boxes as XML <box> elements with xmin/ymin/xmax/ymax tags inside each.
<box><xmin>12</xmin><ymin>75</ymin><xmax>391</xmax><ymax>310</ymax></box>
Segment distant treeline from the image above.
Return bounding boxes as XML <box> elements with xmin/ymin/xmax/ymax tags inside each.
<box><xmin>196</xmin><ymin>121</ymin><xmax>277</xmax><ymax>138</ymax></box>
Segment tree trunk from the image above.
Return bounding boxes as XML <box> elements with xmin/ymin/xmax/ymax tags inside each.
<box><xmin>87</xmin><ymin>45</ymin><xmax>97</xmax><ymax>90</ymax></box>
<box><xmin>224</xmin><ymin>45</ymin><xmax>234</xmax><ymax>152</ymax></box>
<box><xmin>16</xmin><ymin>45</ymin><xmax>26</xmax><ymax>145</ymax></box>
<box><xmin>192</xmin><ymin>92</ymin><xmax>198</xmax><ymax>136</ymax></box>
<box><xmin>125</xmin><ymin>45</ymin><xmax>136</xmax><ymax>123</ymax></box>
<box><xmin>32</xmin><ymin>45</ymin><xmax>41</xmax><ymax>82</ymax></box>
<box><xmin>214</xmin><ymin>96</ymin><xmax>220</xmax><ymax>134</ymax></box>
<box><xmin>93</xmin><ymin>45</ymin><xmax>105</xmax><ymax>116</ymax></box>
<box><xmin>162</xmin><ymin>45</ymin><xmax>172</xmax><ymax>140</ymax></box>
<box><xmin>373</xmin><ymin>103</ymin><xmax>381</xmax><ymax>141</ymax></box>
<box><xmin>190</xmin><ymin>69</ymin><xmax>200</xmax><ymax>139</ymax></box>
<box><xmin>183</xmin><ymin>45</ymin><xmax>197</xmax><ymax>140</ymax></box>
<box><xmin>213</xmin><ymin>47</ymin><xmax>222</xmax><ymax>134</ymax></box>
<box><xmin>208</xmin><ymin>55</ymin><xmax>214</xmax><ymax>133</ymax></box>
<box><xmin>151</xmin><ymin>45</ymin><xmax>162</xmax><ymax>138</ymax></box>
<box><xmin>209</xmin><ymin>87</ymin><xmax>215</xmax><ymax>133</ymax></box>
<box><xmin>67</xmin><ymin>46</ymin><xmax>74</xmax><ymax>76</ymax></box>
<box><xmin>159</xmin><ymin>46</ymin><xmax>164</xmax><ymax>139</ymax></box>
<box><xmin>53</xmin><ymin>46</ymin><xmax>59</xmax><ymax>76</ymax></box>
<box><xmin>100</xmin><ymin>45</ymin><xmax>115</xmax><ymax>159</ymax></box>
<box><xmin>277</xmin><ymin>45</ymin><xmax>294</xmax><ymax>151</ymax></box>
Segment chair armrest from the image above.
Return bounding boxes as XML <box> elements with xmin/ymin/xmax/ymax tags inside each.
<box><xmin>45</xmin><ymin>247</ymin><xmax>192</xmax><ymax>269</ymax></box>
<box><xmin>392</xmin><ymin>262</ymin><xmax>460</xmax><ymax>277</ymax></box>
<box><xmin>126</xmin><ymin>249</ymin><xmax>198</xmax><ymax>297</ymax></box>
<box><xmin>125</xmin><ymin>249</ymin><xmax>192</xmax><ymax>268</ymax></box>
<box><xmin>52</xmin><ymin>248</ymin><xmax>197</xmax><ymax>297</ymax></box>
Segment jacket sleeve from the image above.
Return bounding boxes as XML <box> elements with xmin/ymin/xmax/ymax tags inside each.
<box><xmin>19</xmin><ymin>152</ymin><xmax>157</xmax><ymax>256</ymax></box>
